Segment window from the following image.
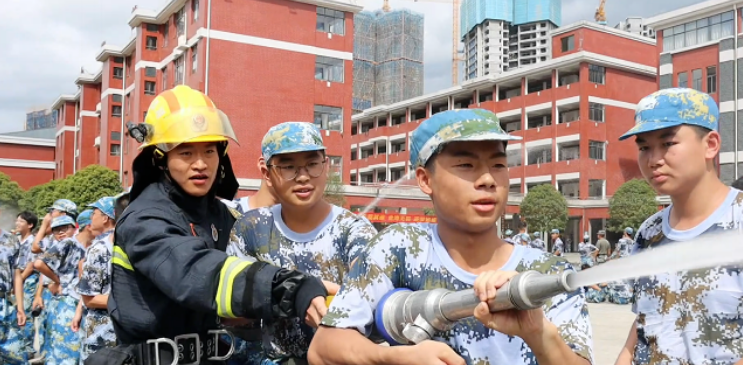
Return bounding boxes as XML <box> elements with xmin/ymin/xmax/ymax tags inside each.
<box><xmin>328</xmin><ymin>156</ymin><xmax>342</xmax><ymax>177</ymax></box>
<box><xmin>113</xmin><ymin>67</ymin><xmax>123</xmax><ymax>79</ymax></box>
<box><xmin>176</xmin><ymin>7</ymin><xmax>186</xmax><ymax>36</ymax></box>
<box><xmin>110</xmin><ymin>144</ymin><xmax>121</xmax><ymax>156</ymax></box>
<box><xmin>146</xmin><ymin>36</ymin><xmax>158</xmax><ymax>50</ymax></box>
<box><xmin>164</xmin><ymin>22</ymin><xmax>169</xmax><ymax>46</ymax></box>
<box><xmin>113</xmin><ymin>57</ymin><xmax>124</xmax><ymax>64</ymax></box>
<box><xmin>589</xmin><ymin>103</ymin><xmax>604</xmax><ymax>122</ymax></box>
<box><xmin>112</xmin><ymin>106</ymin><xmax>122</xmax><ymax>117</ymax></box>
<box><xmin>112</xmin><ymin>94</ymin><xmax>122</xmax><ymax>103</ymax></box>
<box><xmin>111</xmin><ymin>131</ymin><xmax>122</xmax><ymax>141</ymax></box>
<box><xmin>146</xmin><ymin>24</ymin><xmax>160</xmax><ymax>32</ymax></box>
<box><xmin>678</xmin><ymin>72</ymin><xmax>688</xmax><ymax>88</ymax></box>
<box><xmin>559</xmin><ymin>143</ymin><xmax>579</xmax><ymax>161</ymax></box>
<box><xmin>589</xmin><ymin>141</ymin><xmax>606</xmax><ymax>160</ymax></box>
<box><xmin>588</xmin><ymin>64</ymin><xmax>605</xmax><ymax>84</ymax></box>
<box><xmin>192</xmin><ymin>0</ymin><xmax>199</xmax><ymax>21</ymax></box>
<box><xmin>191</xmin><ymin>45</ymin><xmax>198</xmax><ymax>73</ymax></box>
<box><xmin>707</xmin><ymin>66</ymin><xmax>717</xmax><ymax>93</ymax></box>
<box><xmin>661</xmin><ymin>11</ymin><xmax>734</xmax><ymax>51</ymax></box>
<box><xmin>145</xmin><ymin>81</ymin><xmax>157</xmax><ymax>95</ymax></box>
<box><xmin>315</xmin><ymin>56</ymin><xmax>344</xmax><ymax>83</ymax></box>
<box><xmin>175</xmin><ymin>56</ymin><xmax>185</xmax><ymax>85</ymax></box>
<box><xmin>317</xmin><ymin>7</ymin><xmax>345</xmax><ymax>35</ymax></box>
<box><xmin>313</xmin><ymin>105</ymin><xmax>342</xmax><ymax>131</ymax></box>
<box><xmin>507</xmin><ymin>149</ymin><xmax>522</xmax><ymax>167</ymax></box>
<box><xmin>144</xmin><ymin>67</ymin><xmax>157</xmax><ymax>78</ymax></box>
<box><xmin>527</xmin><ymin>146</ymin><xmax>552</xmax><ymax>165</ymax></box>
<box><xmin>560</xmin><ymin>35</ymin><xmax>574</xmax><ymax>52</ymax></box>
<box><xmin>162</xmin><ymin>67</ymin><xmax>168</xmax><ymax>90</ymax></box>
<box><xmin>588</xmin><ymin>179</ymin><xmax>604</xmax><ymax>198</ymax></box>
<box><xmin>692</xmin><ymin>69</ymin><xmax>703</xmax><ymax>91</ymax></box>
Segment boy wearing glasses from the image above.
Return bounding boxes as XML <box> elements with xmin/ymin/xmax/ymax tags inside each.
<box><xmin>228</xmin><ymin>121</ymin><xmax>377</xmax><ymax>365</ymax></box>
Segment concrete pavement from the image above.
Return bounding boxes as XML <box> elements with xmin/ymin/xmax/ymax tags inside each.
<box><xmin>588</xmin><ymin>302</ymin><xmax>636</xmax><ymax>365</ymax></box>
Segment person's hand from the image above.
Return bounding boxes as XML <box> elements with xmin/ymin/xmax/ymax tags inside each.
<box><xmin>71</xmin><ymin>309</ymin><xmax>82</xmax><ymax>332</ymax></box>
<box><xmin>304</xmin><ymin>296</ymin><xmax>327</xmax><ymax>328</ymax></box>
<box><xmin>472</xmin><ymin>270</ymin><xmax>546</xmax><ymax>339</ymax></box>
<box><xmin>322</xmin><ymin>281</ymin><xmax>340</xmax><ymax>296</ymax></box>
<box><xmin>49</xmin><ymin>282</ymin><xmax>61</xmax><ymax>296</ymax></box>
<box><xmin>42</xmin><ymin>213</ymin><xmax>52</xmax><ymax>226</ymax></box>
<box><xmin>400</xmin><ymin>340</ymin><xmax>466</xmax><ymax>365</ymax></box>
<box><xmin>32</xmin><ymin>296</ymin><xmax>44</xmax><ymax>311</ymax></box>
<box><xmin>17</xmin><ymin>308</ymin><xmax>27</xmax><ymax>327</ymax></box>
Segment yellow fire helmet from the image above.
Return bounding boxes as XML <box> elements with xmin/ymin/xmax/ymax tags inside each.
<box><xmin>139</xmin><ymin>85</ymin><xmax>238</xmax><ymax>152</ymax></box>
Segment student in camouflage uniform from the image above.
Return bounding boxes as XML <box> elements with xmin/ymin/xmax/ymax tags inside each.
<box><xmin>550</xmin><ymin>228</ymin><xmax>564</xmax><ymax>256</ymax></box>
<box><xmin>70</xmin><ymin>209</ymin><xmax>94</xmax><ymax>348</ymax></box>
<box><xmin>77</xmin><ymin>197</ymin><xmax>117</xmax><ymax>362</ymax></box>
<box><xmin>34</xmin><ymin>216</ymin><xmax>86</xmax><ymax>365</ymax></box>
<box><xmin>309</xmin><ymin>109</ymin><xmax>593</xmax><ymax>365</ymax></box>
<box><xmin>614</xmin><ymin>88</ymin><xmax>743</xmax><ymax>364</ymax></box>
<box><xmin>610</xmin><ymin>227</ymin><xmax>633</xmax><ymax>260</ymax></box>
<box><xmin>12</xmin><ymin>210</ymin><xmax>38</xmax><ymax>359</ymax></box>
<box><xmin>529</xmin><ymin>231</ymin><xmax>546</xmax><ymax>251</ymax></box>
<box><xmin>229</xmin><ymin>122</ymin><xmax>378</xmax><ymax>365</ymax></box>
<box><xmin>578</xmin><ymin>233</ymin><xmax>597</xmax><ymax>267</ymax></box>
<box><xmin>607</xmin><ymin>280</ymin><xmax>631</xmax><ymax>305</ymax></box>
<box><xmin>503</xmin><ymin>228</ymin><xmax>516</xmax><ymax>244</ymax></box>
<box><xmin>1</xmin><ymin>222</ymin><xmax>25</xmax><ymax>364</ymax></box>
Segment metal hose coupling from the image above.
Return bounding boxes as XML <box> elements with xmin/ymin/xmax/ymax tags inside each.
<box><xmin>374</xmin><ymin>270</ymin><xmax>575</xmax><ymax>345</ymax></box>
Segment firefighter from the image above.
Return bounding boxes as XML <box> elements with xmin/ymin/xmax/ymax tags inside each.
<box><xmin>88</xmin><ymin>85</ymin><xmax>327</xmax><ymax>365</ymax></box>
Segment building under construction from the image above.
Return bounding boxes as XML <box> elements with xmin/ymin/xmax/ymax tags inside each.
<box><xmin>353</xmin><ymin>9</ymin><xmax>424</xmax><ymax>113</ymax></box>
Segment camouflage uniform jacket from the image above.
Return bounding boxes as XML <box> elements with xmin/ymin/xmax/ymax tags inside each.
<box><xmin>40</xmin><ymin>235</ymin><xmax>85</xmax><ymax>300</ymax></box>
<box><xmin>631</xmin><ymin>188</ymin><xmax>743</xmax><ymax>364</ymax></box>
<box><xmin>0</xmin><ymin>230</ymin><xmax>20</xmax><ymax>293</ymax></box>
<box><xmin>321</xmin><ymin>223</ymin><xmax>594</xmax><ymax>365</ymax></box>
<box><xmin>14</xmin><ymin>235</ymin><xmax>35</xmax><ymax>274</ymax></box>
<box><xmin>228</xmin><ymin>204</ymin><xmax>378</xmax><ymax>359</ymax></box>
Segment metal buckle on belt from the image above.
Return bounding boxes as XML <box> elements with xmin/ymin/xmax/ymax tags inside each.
<box><xmin>174</xmin><ymin>333</ymin><xmax>201</xmax><ymax>365</ymax></box>
<box><xmin>145</xmin><ymin>338</ymin><xmax>179</xmax><ymax>365</ymax></box>
<box><xmin>206</xmin><ymin>329</ymin><xmax>235</xmax><ymax>361</ymax></box>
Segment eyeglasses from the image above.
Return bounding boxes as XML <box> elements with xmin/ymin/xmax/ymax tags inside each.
<box><xmin>267</xmin><ymin>161</ymin><xmax>326</xmax><ymax>180</ymax></box>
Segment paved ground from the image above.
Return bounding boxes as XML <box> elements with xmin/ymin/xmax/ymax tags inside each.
<box><xmin>588</xmin><ymin>302</ymin><xmax>636</xmax><ymax>365</ymax></box>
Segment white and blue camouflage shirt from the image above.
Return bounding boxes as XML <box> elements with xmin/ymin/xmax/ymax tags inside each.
<box><xmin>14</xmin><ymin>234</ymin><xmax>36</xmax><ymax>272</ymax></box>
<box><xmin>0</xmin><ymin>229</ymin><xmax>20</xmax><ymax>293</ymax></box>
<box><xmin>631</xmin><ymin>188</ymin><xmax>743</xmax><ymax>364</ymax></box>
<box><xmin>321</xmin><ymin>223</ymin><xmax>593</xmax><ymax>365</ymax></box>
<box><xmin>40</xmin><ymin>235</ymin><xmax>85</xmax><ymax>300</ymax></box>
<box><xmin>228</xmin><ymin>204</ymin><xmax>378</xmax><ymax>358</ymax></box>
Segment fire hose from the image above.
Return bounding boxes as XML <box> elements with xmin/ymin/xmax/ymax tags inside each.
<box><xmin>373</xmin><ymin>270</ymin><xmax>576</xmax><ymax>345</ymax></box>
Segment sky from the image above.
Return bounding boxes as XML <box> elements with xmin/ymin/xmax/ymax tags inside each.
<box><xmin>0</xmin><ymin>0</ymin><xmax>705</xmax><ymax>133</ymax></box>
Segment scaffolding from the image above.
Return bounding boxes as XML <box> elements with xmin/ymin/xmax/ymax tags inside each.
<box><xmin>352</xmin><ymin>8</ymin><xmax>424</xmax><ymax>112</ymax></box>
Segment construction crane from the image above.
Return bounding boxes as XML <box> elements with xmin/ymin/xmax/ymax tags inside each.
<box><xmin>595</xmin><ymin>0</ymin><xmax>607</xmax><ymax>25</ymax></box>
<box><xmin>382</xmin><ymin>0</ymin><xmax>463</xmax><ymax>86</ymax></box>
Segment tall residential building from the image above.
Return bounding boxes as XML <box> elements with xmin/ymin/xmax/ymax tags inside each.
<box><xmin>460</xmin><ymin>0</ymin><xmax>561</xmax><ymax>80</ymax></box>
<box><xmin>615</xmin><ymin>17</ymin><xmax>655</xmax><ymax>38</ymax></box>
<box><xmin>25</xmin><ymin>108</ymin><xmax>58</xmax><ymax>130</ymax></box>
<box><xmin>648</xmin><ymin>0</ymin><xmax>740</xmax><ymax>183</ymax></box>
<box><xmin>352</xmin><ymin>9</ymin><xmax>424</xmax><ymax>113</ymax></box>
<box><xmin>49</xmin><ymin>0</ymin><xmax>359</xmax><ymax>185</ymax></box>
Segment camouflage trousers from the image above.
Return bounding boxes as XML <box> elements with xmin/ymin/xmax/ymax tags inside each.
<box><xmin>580</xmin><ymin>256</ymin><xmax>595</xmax><ymax>268</ymax></box>
<box><xmin>80</xmin><ymin>309</ymin><xmax>117</xmax><ymax>363</ymax></box>
<box><xmin>608</xmin><ymin>290</ymin><xmax>631</xmax><ymax>305</ymax></box>
<box><xmin>38</xmin><ymin>287</ymin><xmax>56</xmax><ymax>359</ymax></box>
<box><xmin>585</xmin><ymin>287</ymin><xmax>607</xmax><ymax>303</ymax></box>
<box><xmin>44</xmin><ymin>295</ymin><xmax>81</xmax><ymax>365</ymax></box>
<box><xmin>0</xmin><ymin>296</ymin><xmax>28</xmax><ymax>365</ymax></box>
<box><xmin>226</xmin><ymin>338</ymin><xmax>283</xmax><ymax>365</ymax></box>
<box><xmin>21</xmin><ymin>272</ymin><xmax>39</xmax><ymax>354</ymax></box>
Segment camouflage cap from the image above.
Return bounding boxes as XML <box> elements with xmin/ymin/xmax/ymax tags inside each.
<box><xmin>625</xmin><ymin>227</ymin><xmax>634</xmax><ymax>235</ymax></box>
<box><xmin>619</xmin><ymin>88</ymin><xmax>719</xmax><ymax>141</ymax></box>
<box><xmin>261</xmin><ymin>122</ymin><xmax>326</xmax><ymax>161</ymax></box>
<box><xmin>409</xmin><ymin>109</ymin><xmax>521</xmax><ymax>167</ymax></box>
<box><xmin>505</xmin><ymin>229</ymin><xmax>513</xmax><ymax>236</ymax></box>
<box><xmin>533</xmin><ymin>231</ymin><xmax>541</xmax><ymax>238</ymax></box>
<box><xmin>76</xmin><ymin>209</ymin><xmax>94</xmax><ymax>229</ymax></box>
<box><xmin>87</xmin><ymin>196</ymin><xmax>116</xmax><ymax>219</ymax></box>
<box><xmin>48</xmin><ymin>199</ymin><xmax>78</xmax><ymax>217</ymax></box>
<box><xmin>550</xmin><ymin>229</ymin><xmax>560</xmax><ymax>234</ymax></box>
<box><xmin>51</xmin><ymin>215</ymin><xmax>76</xmax><ymax>229</ymax></box>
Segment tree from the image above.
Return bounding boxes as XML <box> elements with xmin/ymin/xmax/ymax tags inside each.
<box><xmin>324</xmin><ymin>173</ymin><xmax>346</xmax><ymax>207</ymax></box>
<box><xmin>19</xmin><ymin>179</ymin><xmax>66</xmax><ymax>217</ymax></box>
<box><xmin>0</xmin><ymin>172</ymin><xmax>25</xmax><ymax>209</ymax></box>
<box><xmin>60</xmin><ymin>165</ymin><xmax>123</xmax><ymax>208</ymax></box>
<box><xmin>519</xmin><ymin>184</ymin><xmax>568</xmax><ymax>233</ymax></box>
<box><xmin>423</xmin><ymin>208</ymin><xmax>435</xmax><ymax>216</ymax></box>
<box><xmin>608</xmin><ymin>178</ymin><xmax>658</xmax><ymax>233</ymax></box>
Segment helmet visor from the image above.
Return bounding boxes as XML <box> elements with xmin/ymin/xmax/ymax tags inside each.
<box><xmin>143</xmin><ymin>107</ymin><xmax>239</xmax><ymax>152</ymax></box>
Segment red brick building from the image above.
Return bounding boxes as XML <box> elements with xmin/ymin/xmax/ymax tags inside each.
<box><xmin>0</xmin><ymin>128</ymin><xmax>55</xmax><ymax>189</ymax></box>
<box><xmin>347</xmin><ymin>22</ymin><xmax>663</xmax><ymax>248</ymax></box>
<box><xmin>50</xmin><ymin>0</ymin><xmax>360</xmax><ymax>188</ymax></box>
<box><xmin>646</xmin><ymin>0</ymin><xmax>742</xmax><ymax>184</ymax></box>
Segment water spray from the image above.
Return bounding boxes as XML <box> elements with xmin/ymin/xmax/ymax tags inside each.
<box><xmin>375</xmin><ymin>229</ymin><xmax>743</xmax><ymax>345</ymax></box>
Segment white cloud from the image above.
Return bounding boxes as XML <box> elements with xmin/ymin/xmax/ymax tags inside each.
<box><xmin>0</xmin><ymin>0</ymin><xmax>705</xmax><ymax>133</ymax></box>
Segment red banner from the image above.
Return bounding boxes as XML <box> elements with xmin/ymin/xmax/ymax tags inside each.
<box><xmin>362</xmin><ymin>213</ymin><xmax>437</xmax><ymax>224</ymax></box>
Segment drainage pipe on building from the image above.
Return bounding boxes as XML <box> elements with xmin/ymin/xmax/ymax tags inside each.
<box><xmin>734</xmin><ymin>4</ymin><xmax>739</xmax><ymax>179</ymax></box>
<box><xmin>204</xmin><ymin>0</ymin><xmax>213</xmax><ymax>95</ymax></box>
<box><xmin>120</xmin><ymin>57</ymin><xmax>127</xmax><ymax>183</ymax></box>
<box><xmin>73</xmin><ymin>101</ymin><xmax>79</xmax><ymax>174</ymax></box>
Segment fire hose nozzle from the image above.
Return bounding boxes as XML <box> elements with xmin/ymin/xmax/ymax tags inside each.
<box><xmin>374</xmin><ymin>270</ymin><xmax>576</xmax><ymax>345</ymax></box>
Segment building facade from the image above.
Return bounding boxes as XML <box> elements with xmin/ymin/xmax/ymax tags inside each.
<box><xmin>647</xmin><ymin>0</ymin><xmax>741</xmax><ymax>183</ymax></box>
<box><xmin>461</xmin><ymin>0</ymin><xmax>561</xmax><ymax>79</ymax></box>
<box><xmin>615</xmin><ymin>17</ymin><xmax>655</xmax><ymax>38</ymax></box>
<box><xmin>25</xmin><ymin>109</ymin><xmax>58</xmax><ymax>131</ymax></box>
<box><xmin>349</xmin><ymin>22</ymin><xmax>660</xmax><ymax>248</ymax></box>
<box><xmin>49</xmin><ymin>0</ymin><xmax>360</xmax><ymax>190</ymax></box>
<box><xmin>0</xmin><ymin>128</ymin><xmax>55</xmax><ymax>189</ymax></box>
<box><xmin>352</xmin><ymin>9</ymin><xmax>424</xmax><ymax>113</ymax></box>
